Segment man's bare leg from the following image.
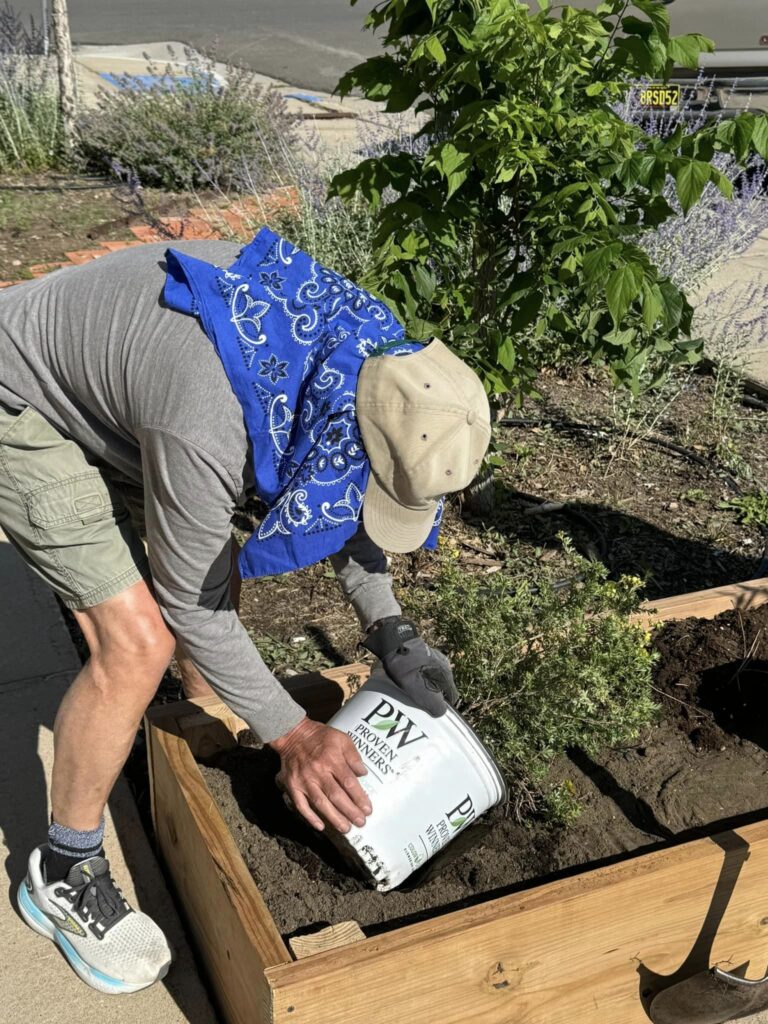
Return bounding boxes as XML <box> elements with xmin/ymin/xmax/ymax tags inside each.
<box><xmin>51</xmin><ymin>579</ymin><xmax>176</xmax><ymax>830</ymax></box>
<box><xmin>21</xmin><ymin>578</ymin><xmax>174</xmax><ymax>993</ymax></box>
<box><xmin>175</xmin><ymin>538</ymin><xmax>242</xmax><ymax>700</ymax></box>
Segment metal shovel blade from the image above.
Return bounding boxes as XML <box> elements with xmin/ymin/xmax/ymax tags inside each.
<box><xmin>650</xmin><ymin>968</ymin><xmax>768</xmax><ymax>1024</ymax></box>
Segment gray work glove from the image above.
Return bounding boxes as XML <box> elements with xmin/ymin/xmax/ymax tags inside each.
<box><xmin>361</xmin><ymin>616</ymin><xmax>458</xmax><ymax>717</ymax></box>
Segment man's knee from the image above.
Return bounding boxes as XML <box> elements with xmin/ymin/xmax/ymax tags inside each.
<box><xmin>116</xmin><ymin>608</ymin><xmax>176</xmax><ymax>669</ymax></box>
<box><xmin>74</xmin><ymin>581</ymin><xmax>176</xmax><ymax>674</ymax></box>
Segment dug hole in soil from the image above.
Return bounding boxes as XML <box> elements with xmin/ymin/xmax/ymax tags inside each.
<box><xmin>200</xmin><ymin>603</ymin><xmax>768</xmax><ymax>941</ymax></box>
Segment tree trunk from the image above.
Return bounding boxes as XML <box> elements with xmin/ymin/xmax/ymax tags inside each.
<box><xmin>50</xmin><ymin>0</ymin><xmax>77</xmax><ymax>153</ymax></box>
<box><xmin>460</xmin><ymin>466</ymin><xmax>495</xmax><ymax>518</ymax></box>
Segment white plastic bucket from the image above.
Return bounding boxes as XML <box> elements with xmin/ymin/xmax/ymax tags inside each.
<box><xmin>327</xmin><ymin>672</ymin><xmax>507</xmax><ymax>892</ymax></box>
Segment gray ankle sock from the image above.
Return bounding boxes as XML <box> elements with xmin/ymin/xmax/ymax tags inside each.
<box><xmin>44</xmin><ymin>818</ymin><xmax>105</xmax><ymax>882</ymax></box>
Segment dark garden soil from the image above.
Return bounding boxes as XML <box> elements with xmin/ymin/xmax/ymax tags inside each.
<box><xmin>0</xmin><ymin>173</ymin><xmax>195</xmax><ymax>280</ymax></box>
<box><xmin>199</xmin><ymin>603</ymin><xmax>768</xmax><ymax>941</ymax></box>
<box><xmin>229</xmin><ymin>366</ymin><xmax>768</xmax><ymax>687</ymax></box>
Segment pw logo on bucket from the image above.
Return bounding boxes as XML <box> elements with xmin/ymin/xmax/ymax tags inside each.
<box><xmin>363</xmin><ymin>699</ymin><xmax>429</xmax><ymax>748</ymax></box>
<box><xmin>447</xmin><ymin>795</ymin><xmax>476</xmax><ymax>831</ymax></box>
<box><xmin>327</xmin><ymin>672</ymin><xmax>506</xmax><ymax>891</ymax></box>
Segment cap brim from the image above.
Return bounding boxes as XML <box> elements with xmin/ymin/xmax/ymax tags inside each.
<box><xmin>363</xmin><ymin>472</ymin><xmax>438</xmax><ymax>554</ymax></box>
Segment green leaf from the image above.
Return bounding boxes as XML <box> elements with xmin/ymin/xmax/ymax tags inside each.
<box><xmin>714</xmin><ymin>118</ymin><xmax>736</xmax><ymax>146</ymax></box>
<box><xmin>668</xmin><ymin>33</ymin><xmax>714</xmax><ymax>70</ymax></box>
<box><xmin>710</xmin><ymin>168</ymin><xmax>734</xmax><ymax>200</ymax></box>
<box><xmin>450</xmin><ymin>25</ymin><xmax>474</xmax><ymax>50</ymax></box>
<box><xmin>450</xmin><ymin>817</ymin><xmax>468</xmax><ymax>829</ymax></box>
<box><xmin>642</xmin><ymin>282</ymin><xmax>663</xmax><ymax>330</ymax></box>
<box><xmin>583</xmin><ymin>243</ymin><xmax>620</xmax><ymax>282</ymax></box>
<box><xmin>613</xmin><ymin>35</ymin><xmax>654</xmax><ymax>75</ymax></box>
<box><xmin>733</xmin><ymin>115</ymin><xmax>755</xmax><ymax>162</ymax></box>
<box><xmin>509</xmin><ymin>291</ymin><xmax>544</xmax><ymax>333</ymax></box>
<box><xmin>426</xmin><ymin>35</ymin><xmax>447</xmax><ymax>65</ymax></box>
<box><xmin>605</xmin><ymin>264</ymin><xmax>643</xmax><ymax>326</ymax></box>
<box><xmin>373</xmin><ymin>720</ymin><xmax>399</xmax><ymax>731</ymax></box>
<box><xmin>498</xmin><ymin>270</ymin><xmax>538</xmax><ymax>308</ymax></box>
<box><xmin>386</xmin><ymin>75</ymin><xmax>423</xmax><ymax>113</ymax></box>
<box><xmin>497</xmin><ymin>338</ymin><xmax>516</xmax><ymax>372</ymax></box>
<box><xmin>621</xmin><ymin>15</ymin><xmax>653</xmax><ymax>39</ymax></box>
<box><xmin>604</xmin><ymin>327</ymin><xmax>636</xmax><ymax>348</ymax></box>
<box><xmin>673</xmin><ymin>159</ymin><xmax>711</xmax><ymax>214</ymax></box>
<box><xmin>555</xmin><ymin>182</ymin><xmax>590</xmax><ymax>201</ymax></box>
<box><xmin>412</xmin><ymin>264</ymin><xmax>437</xmax><ymax>302</ymax></box>
<box><xmin>427</xmin><ymin>141</ymin><xmax>471</xmax><ymax>198</ymax></box>
<box><xmin>637</xmin><ymin>154</ymin><xmax>668</xmax><ymax>194</ymax></box>
<box><xmin>753</xmin><ymin>116</ymin><xmax>768</xmax><ymax>160</ymax></box>
<box><xmin>658</xmin><ymin>280</ymin><xmax>684</xmax><ymax>330</ymax></box>
<box><xmin>632</xmin><ymin>0</ymin><xmax>670</xmax><ymax>38</ymax></box>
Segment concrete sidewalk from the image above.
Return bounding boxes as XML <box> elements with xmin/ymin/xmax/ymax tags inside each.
<box><xmin>72</xmin><ymin>41</ymin><xmax>415</xmax><ymax>156</ymax></box>
<box><xmin>693</xmin><ymin>223</ymin><xmax>768</xmax><ymax>388</ymax></box>
<box><xmin>0</xmin><ymin>531</ymin><xmax>218</xmax><ymax>1023</ymax></box>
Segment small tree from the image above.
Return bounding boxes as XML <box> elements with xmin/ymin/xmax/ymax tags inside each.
<box><xmin>50</xmin><ymin>0</ymin><xmax>76</xmax><ymax>152</ymax></box>
<box><xmin>332</xmin><ymin>0</ymin><xmax>768</xmax><ymax>398</ymax></box>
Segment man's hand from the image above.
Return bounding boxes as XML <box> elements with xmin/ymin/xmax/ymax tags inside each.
<box><xmin>362</xmin><ymin>617</ymin><xmax>459</xmax><ymax>717</ymax></box>
<box><xmin>269</xmin><ymin>719</ymin><xmax>371</xmax><ymax>834</ymax></box>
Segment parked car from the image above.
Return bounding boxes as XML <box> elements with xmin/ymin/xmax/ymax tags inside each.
<box><xmin>579</xmin><ymin>0</ymin><xmax>768</xmax><ymax>115</ymax></box>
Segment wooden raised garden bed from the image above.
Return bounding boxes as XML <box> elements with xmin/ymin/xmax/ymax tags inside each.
<box><xmin>146</xmin><ymin>578</ymin><xmax>768</xmax><ymax>1024</ymax></box>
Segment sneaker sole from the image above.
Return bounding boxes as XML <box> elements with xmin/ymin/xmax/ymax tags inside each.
<box><xmin>17</xmin><ymin>882</ymin><xmax>171</xmax><ymax>995</ymax></box>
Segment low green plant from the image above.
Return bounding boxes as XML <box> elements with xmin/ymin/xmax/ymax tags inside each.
<box><xmin>720</xmin><ymin>491</ymin><xmax>768</xmax><ymax>528</ymax></box>
<box><xmin>332</xmin><ymin>0</ymin><xmax>768</xmax><ymax>398</ymax></box>
<box><xmin>681</xmin><ymin>487</ymin><xmax>707</xmax><ymax>504</ymax></box>
<box><xmin>254</xmin><ymin>633</ymin><xmax>333</xmax><ymax>677</ymax></box>
<box><xmin>0</xmin><ymin>57</ymin><xmax>63</xmax><ymax>172</ymax></box>
<box><xmin>79</xmin><ymin>47</ymin><xmax>296</xmax><ymax>191</ymax></box>
<box><xmin>409</xmin><ymin>540</ymin><xmax>658</xmax><ymax>818</ymax></box>
<box><xmin>708</xmin><ymin>362</ymin><xmax>753</xmax><ymax>480</ymax></box>
<box><xmin>268</xmin><ymin>144</ymin><xmax>381</xmax><ymax>286</ymax></box>
<box><xmin>544</xmin><ymin>779</ymin><xmax>583</xmax><ymax>827</ymax></box>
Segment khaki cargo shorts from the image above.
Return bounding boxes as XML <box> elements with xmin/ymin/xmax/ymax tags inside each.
<box><xmin>0</xmin><ymin>403</ymin><xmax>150</xmax><ymax>610</ymax></box>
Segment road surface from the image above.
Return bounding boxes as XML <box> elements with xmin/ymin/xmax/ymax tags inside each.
<box><xmin>12</xmin><ymin>0</ymin><xmax>380</xmax><ymax>92</ymax></box>
<box><xmin>11</xmin><ymin>0</ymin><xmax>768</xmax><ymax>92</ymax></box>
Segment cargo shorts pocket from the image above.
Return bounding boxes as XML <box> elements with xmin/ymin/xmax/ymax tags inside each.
<box><xmin>26</xmin><ymin>471</ymin><xmax>126</xmax><ymax>529</ymax></box>
<box><xmin>0</xmin><ymin>407</ymin><xmax>149</xmax><ymax>609</ymax></box>
<box><xmin>23</xmin><ymin>471</ymin><xmax>148</xmax><ymax>608</ymax></box>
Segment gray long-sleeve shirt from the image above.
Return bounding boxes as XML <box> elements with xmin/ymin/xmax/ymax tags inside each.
<box><xmin>0</xmin><ymin>241</ymin><xmax>401</xmax><ymax>741</ymax></box>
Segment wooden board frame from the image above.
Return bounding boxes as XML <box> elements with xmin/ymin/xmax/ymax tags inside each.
<box><xmin>146</xmin><ymin>578</ymin><xmax>768</xmax><ymax>1024</ymax></box>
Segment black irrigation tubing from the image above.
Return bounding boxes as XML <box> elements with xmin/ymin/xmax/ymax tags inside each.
<box><xmin>743</xmin><ymin>394</ymin><xmax>768</xmax><ymax>414</ymax></box>
<box><xmin>0</xmin><ymin>180</ymin><xmax>112</xmax><ymax>192</ymax></box>
<box><xmin>498</xmin><ymin>416</ymin><xmax>768</xmax><ymax>579</ymax></box>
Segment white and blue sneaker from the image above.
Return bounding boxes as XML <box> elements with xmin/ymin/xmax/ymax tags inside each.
<box><xmin>17</xmin><ymin>846</ymin><xmax>172</xmax><ymax>994</ymax></box>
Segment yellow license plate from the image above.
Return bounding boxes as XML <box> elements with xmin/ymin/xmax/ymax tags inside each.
<box><xmin>638</xmin><ymin>84</ymin><xmax>681</xmax><ymax>110</ymax></box>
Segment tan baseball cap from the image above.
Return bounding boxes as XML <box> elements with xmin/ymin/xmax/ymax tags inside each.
<box><xmin>356</xmin><ymin>339</ymin><xmax>492</xmax><ymax>553</ymax></box>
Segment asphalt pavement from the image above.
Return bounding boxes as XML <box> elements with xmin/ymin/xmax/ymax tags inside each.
<box><xmin>11</xmin><ymin>0</ymin><xmax>768</xmax><ymax>93</ymax></box>
<box><xmin>12</xmin><ymin>0</ymin><xmax>380</xmax><ymax>93</ymax></box>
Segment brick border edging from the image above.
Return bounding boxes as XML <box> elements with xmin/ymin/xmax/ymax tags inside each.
<box><xmin>0</xmin><ymin>187</ymin><xmax>299</xmax><ymax>289</ymax></box>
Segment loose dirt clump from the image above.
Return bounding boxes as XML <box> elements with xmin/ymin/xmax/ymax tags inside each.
<box><xmin>199</xmin><ymin>603</ymin><xmax>768</xmax><ymax>941</ymax></box>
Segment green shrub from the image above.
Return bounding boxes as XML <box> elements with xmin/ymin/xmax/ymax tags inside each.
<box><xmin>269</xmin><ymin>146</ymin><xmax>381</xmax><ymax>285</ymax></box>
<box><xmin>720</xmin><ymin>491</ymin><xmax>768</xmax><ymax>528</ymax></box>
<box><xmin>79</xmin><ymin>48</ymin><xmax>297</xmax><ymax>192</ymax></box>
<box><xmin>0</xmin><ymin>57</ymin><xmax>63</xmax><ymax>172</ymax></box>
<box><xmin>409</xmin><ymin>542</ymin><xmax>658</xmax><ymax>818</ymax></box>
<box><xmin>332</xmin><ymin>0</ymin><xmax>768</xmax><ymax>398</ymax></box>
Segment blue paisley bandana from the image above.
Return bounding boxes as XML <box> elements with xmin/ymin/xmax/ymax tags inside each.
<box><xmin>163</xmin><ymin>227</ymin><xmax>443</xmax><ymax>578</ymax></box>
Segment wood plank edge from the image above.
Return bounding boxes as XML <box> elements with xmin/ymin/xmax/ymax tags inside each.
<box><xmin>637</xmin><ymin>577</ymin><xmax>768</xmax><ymax>625</ymax></box>
<box><xmin>289</xmin><ymin>921</ymin><xmax>366</xmax><ymax>960</ymax></box>
<box><xmin>148</xmin><ymin>712</ymin><xmax>291</xmax><ymax>968</ymax></box>
<box><xmin>266</xmin><ymin>815</ymin><xmax>768</xmax><ymax>987</ymax></box>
